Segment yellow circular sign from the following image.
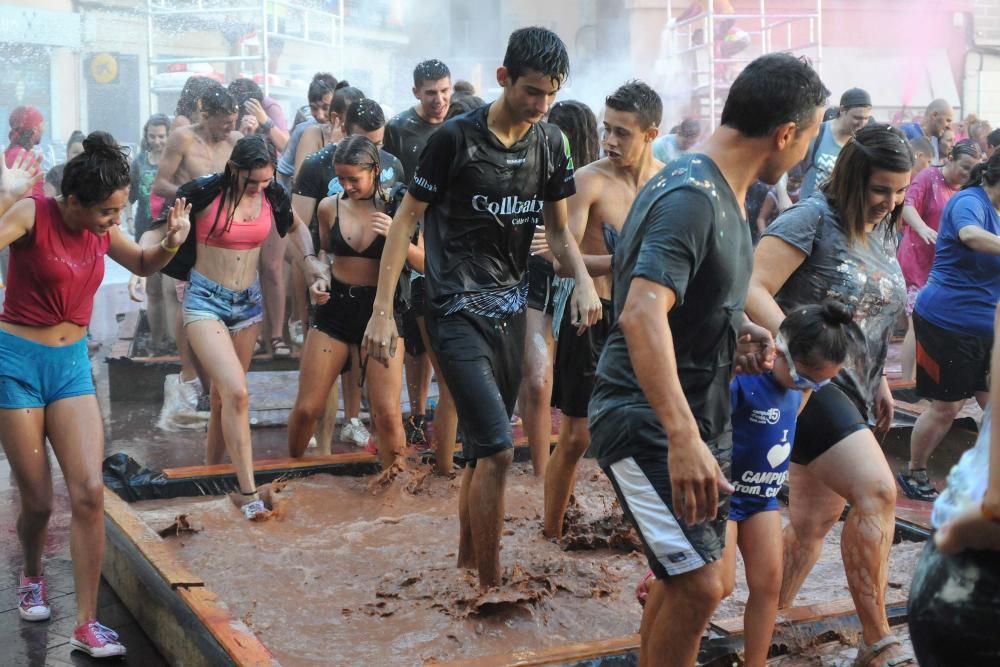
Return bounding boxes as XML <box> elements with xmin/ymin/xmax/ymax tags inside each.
<box><xmin>90</xmin><ymin>53</ymin><xmax>118</xmax><ymax>84</ymax></box>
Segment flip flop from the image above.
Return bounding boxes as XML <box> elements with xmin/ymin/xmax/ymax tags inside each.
<box><xmin>852</xmin><ymin>635</ymin><xmax>915</xmax><ymax>667</ymax></box>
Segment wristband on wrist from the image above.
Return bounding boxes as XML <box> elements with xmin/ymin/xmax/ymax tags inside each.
<box><xmin>982</xmin><ymin>499</ymin><xmax>1000</xmax><ymax>524</ymax></box>
<box><xmin>261</xmin><ymin>118</ymin><xmax>274</xmax><ymax>131</ymax></box>
<box><xmin>160</xmin><ymin>237</ymin><xmax>180</xmax><ymax>253</ymax></box>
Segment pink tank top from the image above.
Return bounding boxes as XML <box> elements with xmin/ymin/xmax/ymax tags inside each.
<box><xmin>1</xmin><ymin>196</ymin><xmax>109</xmax><ymax>327</ymax></box>
<box><xmin>195</xmin><ymin>193</ymin><xmax>272</xmax><ymax>250</ymax></box>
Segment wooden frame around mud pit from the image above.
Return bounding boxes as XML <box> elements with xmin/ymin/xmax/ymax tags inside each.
<box><xmin>102</xmin><ymin>452</ymin><xmax>913</xmax><ymax>667</ymax></box>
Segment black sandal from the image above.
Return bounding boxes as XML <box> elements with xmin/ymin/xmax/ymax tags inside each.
<box><xmin>271</xmin><ymin>337</ymin><xmax>292</xmax><ymax>358</ymax></box>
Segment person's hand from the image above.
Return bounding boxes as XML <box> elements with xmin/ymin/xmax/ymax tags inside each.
<box><xmin>0</xmin><ymin>148</ymin><xmax>41</xmax><ymax>201</ymax></box>
<box><xmin>239</xmin><ymin>113</ymin><xmax>259</xmax><ymax>136</ymax></box>
<box><xmin>874</xmin><ymin>375</ymin><xmax>894</xmax><ymax>434</ymax></box>
<box><xmin>306</xmin><ymin>256</ymin><xmax>330</xmax><ymax>305</ymax></box>
<box><xmin>309</xmin><ymin>275</ymin><xmax>330</xmax><ymax>306</ymax></box>
<box><xmin>667</xmin><ymin>429</ymin><xmax>734</xmax><ymax>526</ymax></box>
<box><xmin>935</xmin><ymin>498</ymin><xmax>1000</xmax><ymax>555</ymax></box>
<box><xmin>128</xmin><ymin>275</ymin><xmax>146</xmax><ymax>303</ymax></box>
<box><xmin>163</xmin><ymin>197</ymin><xmax>191</xmax><ymax>248</ymax></box>
<box><xmin>244</xmin><ymin>99</ymin><xmax>269</xmax><ymax>125</ymax></box>
<box><xmin>569</xmin><ymin>275</ymin><xmax>602</xmax><ymax>335</ymax></box>
<box><xmin>530</xmin><ymin>227</ymin><xmax>551</xmax><ymax>260</ymax></box>
<box><xmin>915</xmin><ymin>223</ymin><xmax>938</xmax><ymax>245</ymax></box>
<box><xmin>362</xmin><ymin>310</ymin><xmax>399</xmax><ymax>367</ymax></box>
<box><xmin>371</xmin><ymin>211</ymin><xmax>392</xmax><ymax>237</ymax></box>
<box><xmin>734</xmin><ymin>321</ymin><xmax>776</xmax><ymax>374</ymax></box>
<box><xmin>635</xmin><ymin>570</ymin><xmax>655</xmax><ymax>606</ymax></box>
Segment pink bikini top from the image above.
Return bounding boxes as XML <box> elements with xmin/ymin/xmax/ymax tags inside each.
<box><xmin>196</xmin><ymin>193</ymin><xmax>272</xmax><ymax>250</ymax></box>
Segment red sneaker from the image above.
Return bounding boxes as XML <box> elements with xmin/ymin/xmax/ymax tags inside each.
<box><xmin>71</xmin><ymin>619</ymin><xmax>127</xmax><ymax>658</ymax></box>
<box><xmin>18</xmin><ymin>572</ymin><xmax>50</xmax><ymax>621</ymax></box>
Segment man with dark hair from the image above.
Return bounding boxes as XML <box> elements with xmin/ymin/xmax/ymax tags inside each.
<box><xmin>153</xmin><ymin>89</ymin><xmax>241</xmax><ymax>199</ymax></box>
<box><xmin>384</xmin><ymin>59</ymin><xmax>454</xmax><ymax>448</ymax></box>
<box><xmin>362</xmin><ymin>26</ymin><xmax>602</xmax><ymax>591</ymax></box>
<box><xmin>988</xmin><ymin>127</ymin><xmax>1000</xmax><ymax>158</ymax></box>
<box><xmin>653</xmin><ymin>117</ymin><xmax>700</xmax><ymax>164</ymax></box>
<box><xmin>588</xmin><ymin>53</ymin><xmax>827</xmax><ymax>665</ymax></box>
<box><xmin>910</xmin><ymin>136</ymin><xmax>935</xmax><ymax>177</ymax></box>
<box><xmin>797</xmin><ymin>86</ymin><xmax>872</xmax><ymax>198</ymax></box>
<box><xmin>544</xmin><ymin>80</ymin><xmax>664</xmax><ymax>539</ymax></box>
<box><xmin>901</xmin><ymin>98</ymin><xmax>954</xmax><ymax>161</ymax></box>
<box><xmin>228</xmin><ymin>77</ymin><xmax>290</xmax><ymax>152</ymax></box>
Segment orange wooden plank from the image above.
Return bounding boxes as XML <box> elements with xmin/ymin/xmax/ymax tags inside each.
<box><xmin>162</xmin><ymin>451</ymin><xmax>378</xmax><ymax>479</ymax></box>
<box><xmin>711</xmin><ymin>594</ymin><xmax>907</xmax><ymax>636</ymax></box>
<box><xmin>177</xmin><ymin>586</ymin><xmax>275</xmax><ymax>667</ymax></box>
<box><xmin>440</xmin><ymin>634</ymin><xmax>640</xmax><ymax>666</ymax></box>
<box><xmin>102</xmin><ymin>488</ymin><xmax>204</xmax><ymax>588</ymax></box>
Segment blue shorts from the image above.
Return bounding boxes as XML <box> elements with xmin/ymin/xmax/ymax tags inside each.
<box><xmin>0</xmin><ymin>328</ymin><xmax>94</xmax><ymax>409</ymax></box>
<box><xmin>182</xmin><ymin>270</ymin><xmax>263</xmax><ymax>333</ymax></box>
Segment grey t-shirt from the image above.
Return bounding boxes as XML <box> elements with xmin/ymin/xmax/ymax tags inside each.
<box><xmin>799</xmin><ymin>121</ymin><xmax>843</xmax><ymax>199</ymax></box>
<box><xmin>764</xmin><ymin>193</ymin><xmax>905</xmax><ymax>415</ymax></box>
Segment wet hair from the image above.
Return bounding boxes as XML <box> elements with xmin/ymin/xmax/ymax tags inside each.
<box><xmin>64</xmin><ymin>130</ymin><xmax>86</xmax><ymax>154</ymax></box>
<box><xmin>308</xmin><ymin>72</ymin><xmax>338</xmax><ymax>103</ymax></box>
<box><xmin>200</xmin><ymin>88</ymin><xmax>238</xmax><ymax>117</ymax></box>
<box><xmin>950</xmin><ymin>138</ymin><xmax>981</xmax><ymax>162</ymax></box>
<box><xmin>333</xmin><ymin>134</ymin><xmax>386</xmax><ymax>204</ymax></box>
<box><xmin>175</xmin><ymin>76</ymin><xmax>223</xmax><ymax>119</ymax></box>
<box><xmin>908</xmin><ymin>136</ymin><xmax>933</xmax><ymax>157</ymax></box>
<box><xmin>60</xmin><ymin>131</ymin><xmax>131</xmax><ymax>206</ymax></box>
<box><xmin>780</xmin><ymin>300</ymin><xmax>857</xmax><ymax>368</ymax></box>
<box><xmin>677</xmin><ymin>118</ymin><xmax>701</xmax><ymax>139</ymax></box>
<box><xmin>413</xmin><ymin>59</ymin><xmax>450</xmax><ymax>88</ymax></box>
<box><xmin>547</xmin><ymin>100</ymin><xmax>600</xmax><ymax>169</ymax></box>
<box><xmin>821</xmin><ymin>123</ymin><xmax>914</xmax><ymax>246</ymax></box>
<box><xmin>140</xmin><ymin>114</ymin><xmax>171</xmax><ymax>153</ymax></box>
<box><xmin>208</xmin><ymin>134</ymin><xmax>276</xmax><ymax>239</ymax></box>
<box><xmin>345</xmin><ymin>98</ymin><xmax>385</xmax><ymax>133</ymax></box>
<box><xmin>964</xmin><ymin>149</ymin><xmax>1000</xmax><ymax>190</ymax></box>
<box><xmin>331</xmin><ymin>85</ymin><xmax>365</xmax><ymax>119</ymax></box>
<box><xmin>447</xmin><ymin>95</ymin><xmax>485</xmax><ymax>120</ymax></box>
<box><xmin>453</xmin><ymin>80</ymin><xmax>476</xmax><ymax>96</ymax></box>
<box><xmin>503</xmin><ymin>26</ymin><xmax>570</xmax><ymax>86</ymax></box>
<box><xmin>987</xmin><ymin>128</ymin><xmax>1000</xmax><ymax>149</ymax></box>
<box><xmin>228</xmin><ymin>78</ymin><xmax>264</xmax><ymax>105</ymax></box>
<box><xmin>605</xmin><ymin>80</ymin><xmax>662</xmax><ymax>130</ymax></box>
<box><xmin>721</xmin><ymin>53</ymin><xmax>829</xmax><ymax>138</ymax></box>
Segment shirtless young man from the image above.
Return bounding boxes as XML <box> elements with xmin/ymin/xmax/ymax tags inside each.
<box><xmin>543</xmin><ymin>81</ymin><xmax>664</xmax><ymax>538</ymax></box>
<box><xmin>153</xmin><ymin>88</ymin><xmax>241</xmax><ymax>200</ymax></box>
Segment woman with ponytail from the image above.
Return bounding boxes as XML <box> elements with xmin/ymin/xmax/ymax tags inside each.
<box><xmin>900</xmin><ymin>149</ymin><xmax>1000</xmax><ymax>503</ymax></box>
<box><xmin>148</xmin><ymin>133</ymin><xmax>328</xmax><ymax>520</ymax></box>
<box><xmin>0</xmin><ymin>132</ymin><xmax>192</xmax><ymax>658</ymax></box>
<box><xmin>287</xmin><ymin>135</ymin><xmax>416</xmax><ymax>468</ymax></box>
<box><xmin>746</xmin><ymin>124</ymin><xmax>915</xmax><ymax>666</ymax></box>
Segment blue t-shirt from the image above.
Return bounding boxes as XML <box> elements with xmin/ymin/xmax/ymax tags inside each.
<box><xmin>915</xmin><ymin>187</ymin><xmax>1000</xmax><ymax>339</ymax></box>
<box><xmin>729</xmin><ymin>373</ymin><xmax>801</xmax><ymax>521</ymax></box>
<box><xmin>900</xmin><ymin>122</ymin><xmax>940</xmax><ymax>160</ymax></box>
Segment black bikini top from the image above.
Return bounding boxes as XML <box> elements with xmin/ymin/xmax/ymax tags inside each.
<box><xmin>328</xmin><ymin>194</ymin><xmax>385</xmax><ymax>260</ymax></box>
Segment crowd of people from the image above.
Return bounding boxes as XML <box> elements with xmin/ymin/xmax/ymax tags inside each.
<box><xmin>0</xmin><ymin>23</ymin><xmax>999</xmax><ymax>666</ymax></box>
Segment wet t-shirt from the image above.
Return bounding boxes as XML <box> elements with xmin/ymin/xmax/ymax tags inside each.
<box><xmin>589</xmin><ymin>154</ymin><xmax>752</xmax><ymax>465</ymax></box>
<box><xmin>129</xmin><ymin>152</ymin><xmax>159</xmax><ymax>241</ymax></box>
<box><xmin>384</xmin><ymin>106</ymin><xmax>445</xmax><ymax>184</ymax></box>
<box><xmin>408</xmin><ymin>103</ymin><xmax>575</xmax><ymax>317</ymax></box>
<box><xmin>764</xmin><ymin>193</ymin><xmax>905</xmax><ymax>415</ymax></box>
<box><xmin>292</xmin><ymin>143</ymin><xmax>404</xmax><ymax>248</ymax></box>
<box><xmin>897</xmin><ymin>166</ymin><xmax>960</xmax><ymax>289</ymax></box>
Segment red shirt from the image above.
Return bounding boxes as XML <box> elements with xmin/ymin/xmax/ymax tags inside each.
<box><xmin>3</xmin><ymin>146</ymin><xmax>46</xmax><ymax>199</ymax></box>
<box><xmin>897</xmin><ymin>166</ymin><xmax>960</xmax><ymax>289</ymax></box>
<box><xmin>0</xmin><ymin>196</ymin><xmax>109</xmax><ymax>327</ymax></box>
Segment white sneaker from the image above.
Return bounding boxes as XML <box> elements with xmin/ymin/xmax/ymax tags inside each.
<box><xmin>177</xmin><ymin>377</ymin><xmax>202</xmax><ymax>412</ymax></box>
<box><xmin>289</xmin><ymin>319</ymin><xmax>305</xmax><ymax>347</ymax></box>
<box><xmin>341</xmin><ymin>417</ymin><xmax>371</xmax><ymax>447</ymax></box>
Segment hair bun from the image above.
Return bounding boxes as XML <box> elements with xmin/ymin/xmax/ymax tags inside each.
<box><xmin>82</xmin><ymin>131</ymin><xmax>123</xmax><ymax>158</ymax></box>
<box><xmin>334</xmin><ymin>80</ymin><xmax>350</xmax><ymax>90</ymax></box>
<box><xmin>820</xmin><ymin>299</ymin><xmax>854</xmax><ymax>326</ymax></box>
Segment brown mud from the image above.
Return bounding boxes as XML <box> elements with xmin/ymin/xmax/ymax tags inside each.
<box><xmin>131</xmin><ymin>461</ymin><xmax>923</xmax><ymax>665</ymax></box>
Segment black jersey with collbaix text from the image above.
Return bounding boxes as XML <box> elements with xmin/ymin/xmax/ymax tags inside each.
<box><xmin>384</xmin><ymin>106</ymin><xmax>441</xmax><ymax>184</ymax></box>
<box><xmin>408</xmin><ymin>103</ymin><xmax>575</xmax><ymax>317</ymax></box>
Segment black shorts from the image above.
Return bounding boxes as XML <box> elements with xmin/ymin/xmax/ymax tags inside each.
<box><xmin>914</xmin><ymin>311</ymin><xmax>991</xmax><ymax>402</ymax></box>
<box><xmin>311</xmin><ymin>277</ymin><xmax>401</xmax><ymax>346</ymax></box>
<box><xmin>551</xmin><ymin>296</ymin><xmax>613</xmax><ymax>418</ymax></box>
<box><xmin>526</xmin><ymin>255</ymin><xmax>555</xmax><ymax>315</ymax></box>
<box><xmin>426</xmin><ymin>308</ymin><xmax>526</xmax><ymax>464</ymax></box>
<box><xmin>593</xmin><ymin>405</ymin><xmax>731</xmax><ymax>579</ymax></box>
<box><xmin>791</xmin><ymin>383</ymin><xmax>869</xmax><ymax>466</ymax></box>
<box><xmin>909</xmin><ymin>540</ymin><xmax>1000</xmax><ymax>666</ymax></box>
<box><xmin>401</xmin><ymin>275</ymin><xmax>426</xmax><ymax>356</ymax></box>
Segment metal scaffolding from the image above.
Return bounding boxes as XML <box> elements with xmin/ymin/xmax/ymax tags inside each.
<box><xmin>664</xmin><ymin>0</ymin><xmax>823</xmax><ymax>126</ymax></box>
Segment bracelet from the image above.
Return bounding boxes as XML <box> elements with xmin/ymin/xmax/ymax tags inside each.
<box><xmin>261</xmin><ymin>118</ymin><xmax>274</xmax><ymax>131</ymax></box>
<box><xmin>160</xmin><ymin>238</ymin><xmax>180</xmax><ymax>254</ymax></box>
<box><xmin>982</xmin><ymin>500</ymin><xmax>1000</xmax><ymax>524</ymax></box>
<box><xmin>303</xmin><ymin>253</ymin><xmax>317</xmax><ymax>261</ymax></box>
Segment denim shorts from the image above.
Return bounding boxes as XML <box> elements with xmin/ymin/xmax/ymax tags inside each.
<box><xmin>0</xmin><ymin>328</ymin><xmax>95</xmax><ymax>409</ymax></box>
<box><xmin>182</xmin><ymin>270</ymin><xmax>263</xmax><ymax>333</ymax></box>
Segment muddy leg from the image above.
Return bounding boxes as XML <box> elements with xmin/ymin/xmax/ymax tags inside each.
<box><xmin>543</xmin><ymin>415</ymin><xmax>589</xmax><ymax>538</ymax></box>
<box><xmin>468</xmin><ymin>448</ymin><xmax>514</xmax><ymax>589</ymax></box>
<box><xmin>457</xmin><ymin>465</ymin><xmax>476</xmax><ymax>569</ymax></box>
<box><xmin>640</xmin><ymin>563</ymin><xmax>725</xmax><ymax>667</ymax></box>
